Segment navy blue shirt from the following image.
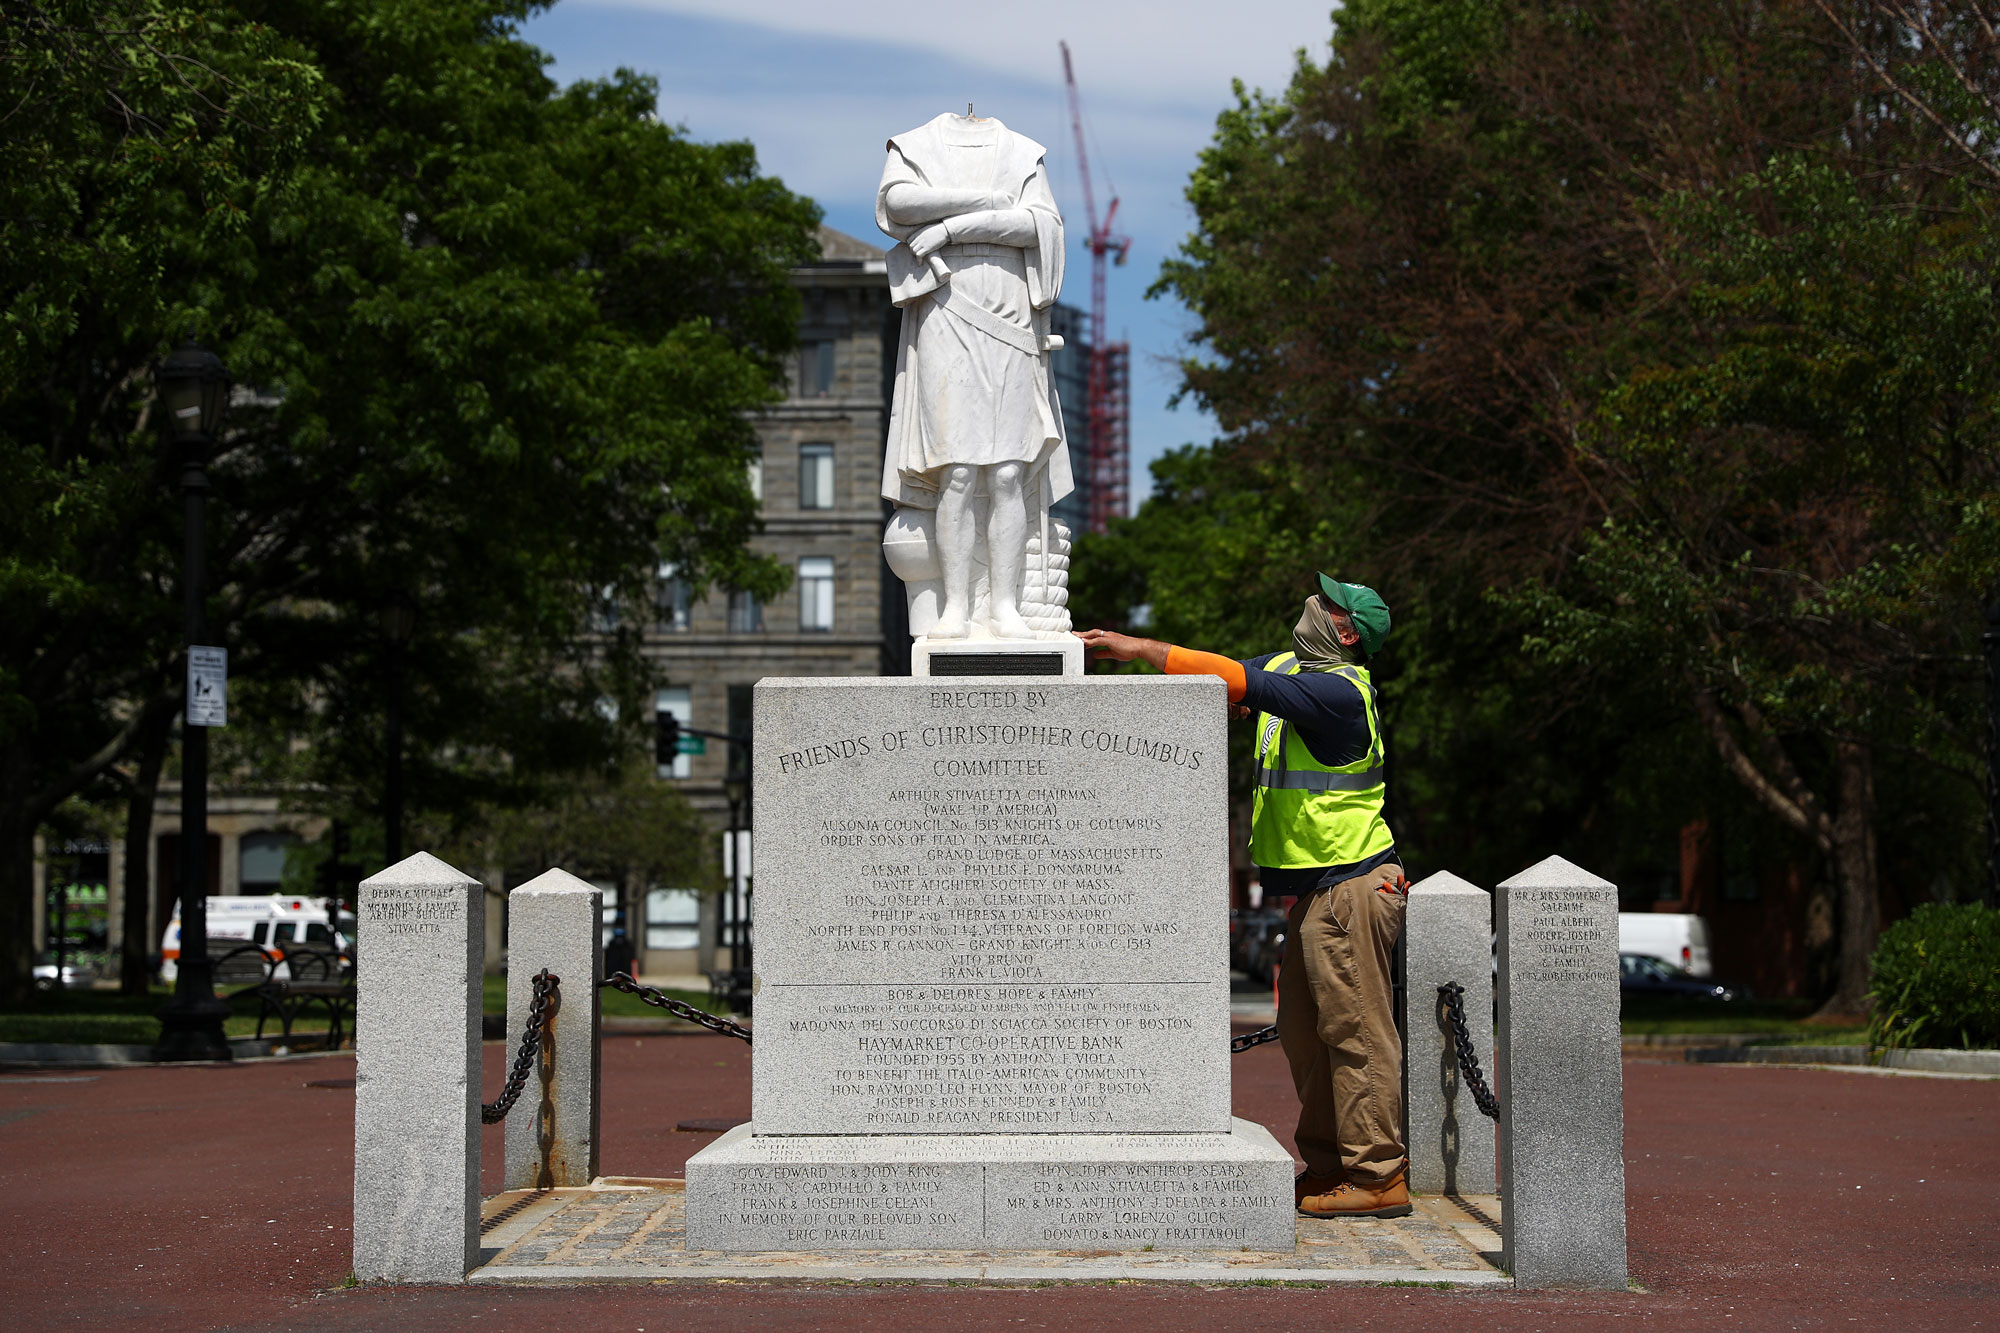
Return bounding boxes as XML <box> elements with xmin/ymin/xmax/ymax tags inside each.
<box><xmin>1239</xmin><ymin>652</ymin><xmax>1400</xmax><ymax>889</ymax></box>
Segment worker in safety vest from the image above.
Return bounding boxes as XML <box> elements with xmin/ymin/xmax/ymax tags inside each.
<box><xmin>1074</xmin><ymin>573</ymin><xmax>1409</xmax><ymax>1219</ymax></box>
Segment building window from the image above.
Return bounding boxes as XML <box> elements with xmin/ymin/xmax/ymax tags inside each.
<box><xmin>656</xmin><ymin>686</ymin><xmax>691</xmax><ymax>779</ymax></box>
<box><xmin>798</xmin><ymin>557</ymin><xmax>834</xmax><ymax>631</ymax></box>
<box><xmin>727</xmin><ymin>590</ymin><xmax>763</xmax><ymax>632</ymax></box>
<box><xmin>797</xmin><ymin>339</ymin><xmax>835</xmax><ymax>397</ymax></box>
<box><xmin>240</xmin><ymin>832</ymin><xmax>299</xmax><ymax>894</ymax></box>
<box><xmin>747</xmin><ymin>446</ymin><xmax>762</xmax><ymax>503</ymax></box>
<box><xmin>727</xmin><ymin>683</ymin><xmax>753</xmax><ymax>757</ymax></box>
<box><xmin>798</xmin><ymin>442</ymin><xmax>835</xmax><ymax>510</ymax></box>
<box><xmin>645</xmin><ymin>888</ymin><xmax>700</xmax><ymax>951</ymax></box>
<box><xmin>588</xmin><ymin>584</ymin><xmax>619</xmax><ymax>633</ymax></box>
<box><xmin>654</xmin><ymin>562</ymin><xmax>690</xmax><ymax>632</ymax></box>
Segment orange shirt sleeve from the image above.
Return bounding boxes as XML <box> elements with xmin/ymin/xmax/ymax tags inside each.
<box><xmin>1164</xmin><ymin>645</ymin><xmax>1247</xmax><ymax>703</ymax></box>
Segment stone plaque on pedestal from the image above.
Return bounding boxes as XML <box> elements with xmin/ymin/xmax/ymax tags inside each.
<box><xmin>684</xmin><ymin>675</ymin><xmax>1293</xmax><ymax>1252</ymax></box>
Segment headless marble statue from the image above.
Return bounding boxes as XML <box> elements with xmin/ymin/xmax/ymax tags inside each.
<box><xmin>877</xmin><ymin>112</ymin><xmax>1073</xmax><ymax>641</ymax></box>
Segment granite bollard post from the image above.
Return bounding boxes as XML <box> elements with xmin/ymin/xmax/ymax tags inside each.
<box><xmin>353</xmin><ymin>852</ymin><xmax>484</xmax><ymax>1284</ymax></box>
<box><xmin>1496</xmin><ymin>855</ymin><xmax>1626</xmax><ymax>1289</ymax></box>
<box><xmin>503</xmin><ymin>868</ymin><xmax>603</xmax><ymax>1190</ymax></box>
<box><xmin>1400</xmin><ymin>870</ymin><xmax>1497</xmax><ymax>1196</ymax></box>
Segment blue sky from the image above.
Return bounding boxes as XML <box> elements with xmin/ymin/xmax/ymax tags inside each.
<box><xmin>516</xmin><ymin>0</ymin><xmax>1336</xmax><ymax>506</ymax></box>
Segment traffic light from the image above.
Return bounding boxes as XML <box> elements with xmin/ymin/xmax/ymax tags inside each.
<box><xmin>655</xmin><ymin>710</ymin><xmax>682</xmax><ymax>768</ymax></box>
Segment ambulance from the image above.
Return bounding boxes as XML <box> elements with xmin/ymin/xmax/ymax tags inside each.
<box><xmin>160</xmin><ymin>896</ymin><xmax>354</xmax><ymax>982</ymax></box>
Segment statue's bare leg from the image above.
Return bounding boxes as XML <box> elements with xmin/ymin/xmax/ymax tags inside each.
<box><xmin>986</xmin><ymin>462</ymin><xmax>1032</xmax><ymax>639</ymax></box>
<box><xmin>933</xmin><ymin>464</ymin><xmax>978</xmax><ymax>639</ymax></box>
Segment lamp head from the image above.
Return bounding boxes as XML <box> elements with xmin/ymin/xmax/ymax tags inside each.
<box><xmin>155</xmin><ymin>340</ymin><xmax>230</xmax><ymax>443</ymax></box>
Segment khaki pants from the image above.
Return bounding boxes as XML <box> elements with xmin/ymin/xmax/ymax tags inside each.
<box><xmin>1277</xmin><ymin>862</ymin><xmax>1407</xmax><ymax>1187</ymax></box>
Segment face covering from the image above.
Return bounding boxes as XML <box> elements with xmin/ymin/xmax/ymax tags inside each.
<box><xmin>1292</xmin><ymin>596</ymin><xmax>1356</xmax><ymax>671</ymax></box>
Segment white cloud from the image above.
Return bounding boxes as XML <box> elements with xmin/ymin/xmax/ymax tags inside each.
<box><xmin>570</xmin><ymin>0</ymin><xmax>1332</xmax><ymax>110</ymax></box>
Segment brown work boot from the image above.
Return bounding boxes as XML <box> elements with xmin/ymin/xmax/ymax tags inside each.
<box><xmin>1294</xmin><ymin>1171</ymin><xmax>1341</xmax><ymax>1207</ymax></box>
<box><xmin>1298</xmin><ymin>1172</ymin><xmax>1412</xmax><ymax>1219</ymax></box>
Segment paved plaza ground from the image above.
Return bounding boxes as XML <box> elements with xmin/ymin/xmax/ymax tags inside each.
<box><xmin>1</xmin><ymin>1032</ymin><xmax>1994</xmax><ymax>1330</ymax></box>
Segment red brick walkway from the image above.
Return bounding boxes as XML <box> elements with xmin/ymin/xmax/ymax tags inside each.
<box><xmin>2</xmin><ymin>1036</ymin><xmax>1993</xmax><ymax>1330</ymax></box>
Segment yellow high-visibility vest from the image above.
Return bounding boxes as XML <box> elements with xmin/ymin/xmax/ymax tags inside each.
<box><xmin>1248</xmin><ymin>652</ymin><xmax>1393</xmax><ymax>869</ymax></box>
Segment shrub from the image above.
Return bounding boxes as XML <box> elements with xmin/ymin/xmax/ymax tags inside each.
<box><xmin>1866</xmin><ymin>903</ymin><xmax>2000</xmax><ymax>1051</ymax></box>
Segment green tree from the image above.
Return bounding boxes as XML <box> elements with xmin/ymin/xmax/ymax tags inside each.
<box><xmin>0</xmin><ymin>0</ymin><xmax>817</xmax><ymax>1001</ymax></box>
<box><xmin>1514</xmin><ymin>161</ymin><xmax>2000</xmax><ymax>1014</ymax></box>
<box><xmin>1118</xmin><ymin>0</ymin><xmax>1998</xmax><ymax>1010</ymax></box>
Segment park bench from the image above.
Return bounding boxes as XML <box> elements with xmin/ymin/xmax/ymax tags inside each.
<box><xmin>213</xmin><ymin>943</ymin><xmax>356</xmax><ymax>1049</ymax></box>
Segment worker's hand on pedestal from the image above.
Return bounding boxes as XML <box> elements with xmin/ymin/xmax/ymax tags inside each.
<box><xmin>1073</xmin><ymin>627</ymin><xmax>1145</xmax><ymax>661</ymax></box>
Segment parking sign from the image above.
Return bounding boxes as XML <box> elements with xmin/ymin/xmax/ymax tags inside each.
<box><xmin>187</xmin><ymin>646</ymin><xmax>227</xmax><ymax>727</ymax></box>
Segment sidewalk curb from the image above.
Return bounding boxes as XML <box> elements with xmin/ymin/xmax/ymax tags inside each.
<box><xmin>0</xmin><ymin>1038</ymin><xmax>349</xmax><ymax>1069</ymax></box>
<box><xmin>1685</xmin><ymin>1045</ymin><xmax>2000</xmax><ymax>1076</ymax></box>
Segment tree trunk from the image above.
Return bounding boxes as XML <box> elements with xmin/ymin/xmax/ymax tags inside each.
<box><xmin>0</xmin><ymin>746</ymin><xmax>37</xmax><ymax>1005</ymax></box>
<box><xmin>1815</xmin><ymin>740</ymin><xmax>1881</xmax><ymax>1021</ymax></box>
<box><xmin>119</xmin><ymin>704</ymin><xmax>174</xmax><ymax>995</ymax></box>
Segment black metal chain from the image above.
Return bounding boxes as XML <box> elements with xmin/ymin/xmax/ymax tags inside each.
<box><xmin>482</xmin><ymin>969</ymin><xmax>557</xmax><ymax>1125</ymax></box>
<box><xmin>1231</xmin><ymin>1024</ymin><xmax>1281</xmax><ymax>1054</ymax></box>
<box><xmin>600</xmin><ymin>971</ymin><xmax>754</xmax><ymax>1044</ymax></box>
<box><xmin>1439</xmin><ymin>981</ymin><xmax>1500</xmax><ymax>1120</ymax></box>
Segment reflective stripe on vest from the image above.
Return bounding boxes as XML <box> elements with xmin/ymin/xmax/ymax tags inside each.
<box><xmin>1247</xmin><ymin>653</ymin><xmax>1393</xmax><ymax>869</ymax></box>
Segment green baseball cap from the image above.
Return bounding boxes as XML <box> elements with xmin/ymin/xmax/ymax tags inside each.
<box><xmin>1316</xmin><ymin>573</ymin><xmax>1392</xmax><ymax>657</ymax></box>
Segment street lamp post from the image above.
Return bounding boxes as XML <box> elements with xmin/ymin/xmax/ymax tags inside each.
<box><xmin>723</xmin><ymin>742</ymin><xmax>752</xmax><ymax>1014</ymax></box>
<box><xmin>153</xmin><ymin>340</ymin><xmax>233</xmax><ymax>1062</ymax></box>
<box><xmin>380</xmin><ymin>593</ymin><xmax>416</xmax><ymax>866</ymax></box>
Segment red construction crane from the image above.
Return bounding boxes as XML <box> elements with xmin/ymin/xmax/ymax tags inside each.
<box><xmin>1059</xmin><ymin>40</ymin><xmax>1132</xmax><ymax>536</ymax></box>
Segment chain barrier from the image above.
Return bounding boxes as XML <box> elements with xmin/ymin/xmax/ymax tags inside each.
<box><xmin>482</xmin><ymin>969</ymin><xmax>557</xmax><ymax>1125</ymax></box>
<box><xmin>1439</xmin><ymin>981</ymin><xmax>1500</xmax><ymax>1120</ymax></box>
<box><xmin>600</xmin><ymin>971</ymin><xmax>754</xmax><ymax>1045</ymax></box>
<box><xmin>1230</xmin><ymin>1023</ymin><xmax>1281</xmax><ymax>1054</ymax></box>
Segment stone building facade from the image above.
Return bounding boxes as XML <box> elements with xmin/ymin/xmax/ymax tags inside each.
<box><xmin>636</xmin><ymin>226</ymin><xmax>899</xmax><ymax>976</ymax></box>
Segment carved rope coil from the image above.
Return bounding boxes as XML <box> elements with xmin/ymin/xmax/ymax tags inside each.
<box><xmin>1020</xmin><ymin>520</ymin><xmax>1073</xmax><ymax>633</ymax></box>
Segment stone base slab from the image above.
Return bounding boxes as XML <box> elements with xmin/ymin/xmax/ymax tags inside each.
<box><xmin>684</xmin><ymin>1118</ymin><xmax>1295</xmax><ymax>1251</ymax></box>
<box><xmin>911</xmin><ymin>635</ymin><xmax>1085</xmax><ymax>676</ymax></box>
<box><xmin>473</xmin><ymin>1179</ymin><xmax>1506</xmax><ymax>1284</ymax></box>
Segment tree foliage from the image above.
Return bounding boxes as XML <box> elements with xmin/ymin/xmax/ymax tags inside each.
<box><xmin>1086</xmin><ymin>0</ymin><xmax>2000</xmax><ymax>1011</ymax></box>
<box><xmin>0</xmin><ymin>0</ymin><xmax>819</xmax><ymax>999</ymax></box>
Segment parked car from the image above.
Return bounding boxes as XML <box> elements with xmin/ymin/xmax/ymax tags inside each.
<box><xmin>1619</xmin><ymin>951</ymin><xmax>1746</xmax><ymax>1001</ymax></box>
<box><xmin>32</xmin><ymin>950</ymin><xmax>88</xmax><ymax>990</ymax></box>
<box><xmin>1230</xmin><ymin>907</ymin><xmax>1286</xmax><ymax>983</ymax></box>
<box><xmin>1618</xmin><ymin>912</ymin><xmax>1713</xmax><ymax>977</ymax></box>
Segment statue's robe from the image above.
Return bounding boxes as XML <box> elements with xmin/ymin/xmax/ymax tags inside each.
<box><xmin>877</xmin><ymin>114</ymin><xmax>1072</xmax><ymax>510</ymax></box>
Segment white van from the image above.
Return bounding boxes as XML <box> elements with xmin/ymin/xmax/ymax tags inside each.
<box><xmin>160</xmin><ymin>896</ymin><xmax>353</xmax><ymax>982</ymax></box>
<box><xmin>1618</xmin><ymin>912</ymin><xmax>1712</xmax><ymax>978</ymax></box>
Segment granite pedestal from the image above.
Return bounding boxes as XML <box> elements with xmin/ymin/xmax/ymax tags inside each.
<box><xmin>352</xmin><ymin>852</ymin><xmax>484</xmax><ymax>1284</ymax></box>
<box><xmin>912</xmin><ymin>636</ymin><xmax>1085</xmax><ymax>678</ymax></box>
<box><xmin>684</xmin><ymin>676</ymin><xmax>1293</xmax><ymax>1251</ymax></box>
<box><xmin>503</xmin><ymin>869</ymin><xmax>603</xmax><ymax>1191</ymax></box>
<box><xmin>1401</xmin><ymin>870</ymin><xmax>1498</xmax><ymax>1196</ymax></box>
<box><xmin>1496</xmin><ymin>856</ymin><xmax>1626</xmax><ymax>1289</ymax></box>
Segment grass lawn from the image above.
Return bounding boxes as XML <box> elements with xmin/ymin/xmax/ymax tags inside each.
<box><xmin>9</xmin><ymin>978</ymin><xmax>1863</xmax><ymax>1046</ymax></box>
<box><xmin>0</xmin><ymin>985</ymin><xmax>331</xmax><ymax>1045</ymax></box>
<box><xmin>0</xmin><ymin>972</ymin><xmax>729</xmax><ymax>1048</ymax></box>
<box><xmin>1620</xmin><ymin>996</ymin><xmax>1868</xmax><ymax>1043</ymax></box>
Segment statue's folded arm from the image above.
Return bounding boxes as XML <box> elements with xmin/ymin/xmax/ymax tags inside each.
<box><xmin>883</xmin><ymin>183</ymin><xmax>1006</xmax><ymax>226</ymax></box>
<box><xmin>944</xmin><ymin>208</ymin><xmax>1038</xmax><ymax>247</ymax></box>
